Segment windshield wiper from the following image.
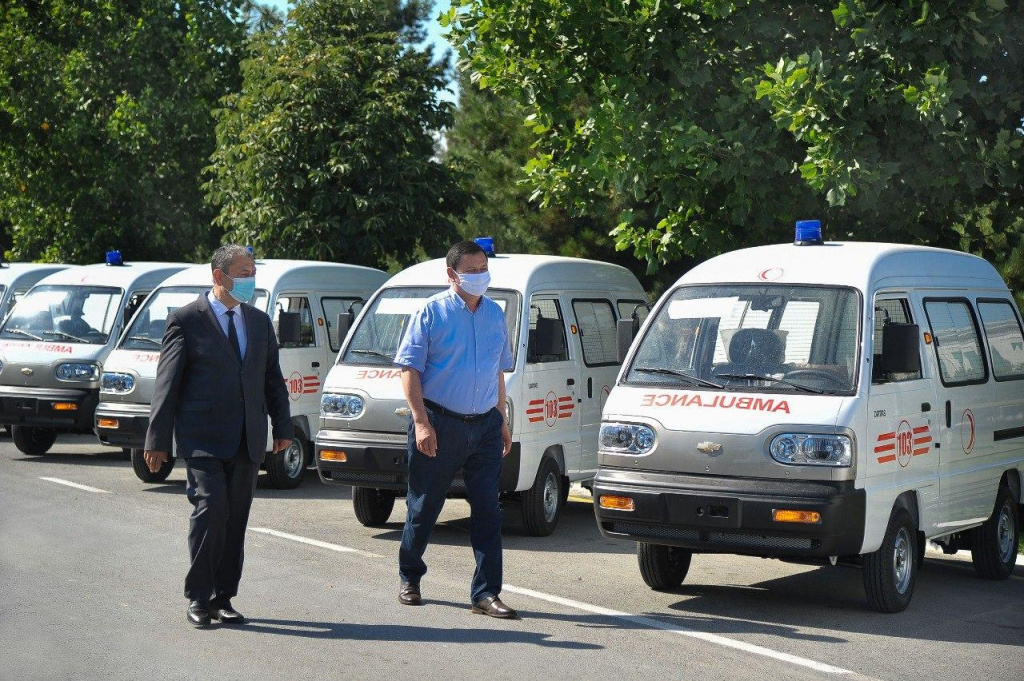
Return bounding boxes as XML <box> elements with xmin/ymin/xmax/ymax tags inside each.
<box><xmin>126</xmin><ymin>335</ymin><xmax>162</xmax><ymax>347</ymax></box>
<box><xmin>634</xmin><ymin>366</ymin><xmax>724</xmax><ymax>389</ymax></box>
<box><xmin>714</xmin><ymin>372</ymin><xmax>824</xmax><ymax>394</ymax></box>
<box><xmin>43</xmin><ymin>330</ymin><xmax>90</xmax><ymax>343</ymax></box>
<box><xmin>350</xmin><ymin>349</ymin><xmax>395</xmax><ymax>361</ymax></box>
<box><xmin>1</xmin><ymin>327</ymin><xmax>44</xmax><ymax>341</ymax></box>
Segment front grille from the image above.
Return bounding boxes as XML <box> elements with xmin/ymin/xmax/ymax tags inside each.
<box><xmin>607</xmin><ymin>521</ymin><xmax>817</xmax><ymax>551</ymax></box>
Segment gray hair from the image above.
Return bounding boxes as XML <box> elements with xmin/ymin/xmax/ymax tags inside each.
<box><xmin>211</xmin><ymin>245</ymin><xmax>254</xmax><ymax>273</ymax></box>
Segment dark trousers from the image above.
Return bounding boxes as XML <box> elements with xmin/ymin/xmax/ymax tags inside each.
<box><xmin>399</xmin><ymin>407</ymin><xmax>504</xmax><ymax>604</ymax></box>
<box><xmin>183</xmin><ymin>442</ymin><xmax>259</xmax><ymax>602</ymax></box>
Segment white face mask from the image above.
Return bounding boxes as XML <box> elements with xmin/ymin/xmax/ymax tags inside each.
<box><xmin>457</xmin><ymin>271</ymin><xmax>490</xmax><ymax>297</ymax></box>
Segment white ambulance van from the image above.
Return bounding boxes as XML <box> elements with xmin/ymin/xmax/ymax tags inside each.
<box><xmin>315</xmin><ymin>243</ymin><xmax>647</xmax><ymax>536</ymax></box>
<box><xmin>0</xmin><ymin>255</ymin><xmax>188</xmax><ymax>456</ymax></box>
<box><xmin>0</xmin><ymin>263</ymin><xmax>69</xmax><ymax>322</ymax></box>
<box><xmin>594</xmin><ymin>221</ymin><xmax>1024</xmax><ymax>612</ymax></box>
<box><xmin>95</xmin><ymin>260</ymin><xmax>389</xmax><ymax>489</ymax></box>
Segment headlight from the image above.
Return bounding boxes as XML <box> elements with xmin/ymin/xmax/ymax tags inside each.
<box><xmin>770</xmin><ymin>433</ymin><xmax>852</xmax><ymax>467</ymax></box>
<box><xmin>599</xmin><ymin>422</ymin><xmax>656</xmax><ymax>455</ymax></box>
<box><xmin>55</xmin><ymin>362</ymin><xmax>100</xmax><ymax>382</ymax></box>
<box><xmin>321</xmin><ymin>393</ymin><xmax>364</xmax><ymax>418</ymax></box>
<box><xmin>101</xmin><ymin>372</ymin><xmax>136</xmax><ymax>394</ymax></box>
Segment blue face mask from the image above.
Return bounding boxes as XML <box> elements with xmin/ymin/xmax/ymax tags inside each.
<box><xmin>224</xmin><ymin>273</ymin><xmax>256</xmax><ymax>304</ymax></box>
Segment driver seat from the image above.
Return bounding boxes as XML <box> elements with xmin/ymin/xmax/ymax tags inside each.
<box><xmin>727</xmin><ymin>328</ymin><xmax>786</xmax><ymax>374</ymax></box>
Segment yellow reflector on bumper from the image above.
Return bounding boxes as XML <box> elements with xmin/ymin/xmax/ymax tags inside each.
<box><xmin>97</xmin><ymin>418</ymin><xmax>119</xmax><ymax>428</ymax></box>
<box><xmin>773</xmin><ymin>509</ymin><xmax>821</xmax><ymax>524</ymax></box>
<box><xmin>598</xmin><ymin>495</ymin><xmax>635</xmax><ymax>511</ymax></box>
<box><xmin>53</xmin><ymin>402</ymin><xmax>77</xmax><ymax>411</ymax></box>
<box><xmin>320</xmin><ymin>450</ymin><xmax>348</xmax><ymax>462</ymax></box>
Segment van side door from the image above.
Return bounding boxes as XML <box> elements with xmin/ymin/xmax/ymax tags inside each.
<box><xmin>522</xmin><ymin>294</ymin><xmax>581</xmax><ymax>474</ymax></box>
<box><xmin>274</xmin><ymin>293</ymin><xmax>323</xmax><ymax>442</ymax></box>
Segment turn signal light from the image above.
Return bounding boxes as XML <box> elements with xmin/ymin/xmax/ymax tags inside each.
<box><xmin>97</xmin><ymin>418</ymin><xmax>119</xmax><ymax>428</ymax></box>
<box><xmin>772</xmin><ymin>509</ymin><xmax>821</xmax><ymax>524</ymax></box>
<box><xmin>598</xmin><ymin>495</ymin><xmax>635</xmax><ymax>511</ymax></box>
<box><xmin>320</xmin><ymin>450</ymin><xmax>348</xmax><ymax>462</ymax></box>
<box><xmin>53</xmin><ymin>402</ymin><xmax>77</xmax><ymax>411</ymax></box>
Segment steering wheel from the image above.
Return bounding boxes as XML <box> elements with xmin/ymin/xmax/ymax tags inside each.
<box><xmin>784</xmin><ymin>368</ymin><xmax>847</xmax><ymax>388</ymax></box>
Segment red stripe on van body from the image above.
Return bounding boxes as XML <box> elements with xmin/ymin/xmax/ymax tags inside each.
<box><xmin>877</xmin><ymin>454</ymin><xmax>896</xmax><ymax>463</ymax></box>
<box><xmin>877</xmin><ymin>432</ymin><xmax>896</xmax><ymax>441</ymax></box>
<box><xmin>913</xmin><ymin>436</ymin><xmax>931</xmax><ymax>445</ymax></box>
<box><xmin>874</xmin><ymin>443</ymin><xmax>895</xmax><ymax>453</ymax></box>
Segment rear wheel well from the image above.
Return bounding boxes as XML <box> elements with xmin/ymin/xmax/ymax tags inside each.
<box><xmin>1000</xmin><ymin>469</ymin><xmax>1022</xmax><ymax>530</ymax></box>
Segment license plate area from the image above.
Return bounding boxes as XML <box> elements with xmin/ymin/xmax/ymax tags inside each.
<box><xmin>7</xmin><ymin>397</ymin><xmax>37</xmax><ymax>414</ymax></box>
<box><xmin>666</xmin><ymin>494</ymin><xmax>740</xmax><ymax>528</ymax></box>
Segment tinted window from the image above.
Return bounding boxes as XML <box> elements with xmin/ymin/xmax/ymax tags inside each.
<box><xmin>873</xmin><ymin>298</ymin><xmax>922</xmax><ymax>383</ymax></box>
<box><xmin>573</xmin><ymin>299</ymin><xmax>617</xmax><ymax>366</ymax></box>
<box><xmin>978</xmin><ymin>300</ymin><xmax>1024</xmax><ymax>381</ymax></box>
<box><xmin>528</xmin><ymin>297</ymin><xmax>569</xmax><ymax>363</ymax></box>
<box><xmin>924</xmin><ymin>300</ymin><xmax>987</xmax><ymax>385</ymax></box>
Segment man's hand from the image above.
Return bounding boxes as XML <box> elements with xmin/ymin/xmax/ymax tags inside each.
<box><xmin>273</xmin><ymin>438</ymin><xmax>292</xmax><ymax>454</ymax></box>
<box><xmin>500</xmin><ymin>421</ymin><xmax>512</xmax><ymax>457</ymax></box>
<box><xmin>143</xmin><ymin>450</ymin><xmax>168</xmax><ymax>473</ymax></box>
<box><xmin>414</xmin><ymin>420</ymin><xmax>437</xmax><ymax>457</ymax></box>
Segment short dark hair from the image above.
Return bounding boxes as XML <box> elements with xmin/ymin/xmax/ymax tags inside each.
<box><xmin>446</xmin><ymin>241</ymin><xmax>485</xmax><ymax>270</ymax></box>
<box><xmin>211</xmin><ymin>245</ymin><xmax>254</xmax><ymax>273</ymax></box>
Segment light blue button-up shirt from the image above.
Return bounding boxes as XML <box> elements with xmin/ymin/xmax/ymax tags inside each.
<box><xmin>394</xmin><ymin>288</ymin><xmax>514</xmax><ymax>415</ymax></box>
<box><xmin>207</xmin><ymin>291</ymin><xmax>247</xmax><ymax>359</ymax></box>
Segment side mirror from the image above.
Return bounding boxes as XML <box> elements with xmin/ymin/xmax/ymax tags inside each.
<box><xmin>617</xmin><ymin>318</ymin><xmax>639</xmax><ymax>363</ymax></box>
<box><xmin>531</xmin><ymin>317</ymin><xmax>566</xmax><ymax>358</ymax></box>
<box><xmin>336</xmin><ymin>311</ymin><xmax>355</xmax><ymax>345</ymax></box>
<box><xmin>277</xmin><ymin>311</ymin><xmax>302</xmax><ymax>346</ymax></box>
<box><xmin>880</xmin><ymin>323</ymin><xmax>921</xmax><ymax>374</ymax></box>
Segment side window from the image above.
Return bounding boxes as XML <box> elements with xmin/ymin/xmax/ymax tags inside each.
<box><xmin>873</xmin><ymin>298</ymin><xmax>921</xmax><ymax>383</ymax></box>
<box><xmin>924</xmin><ymin>299</ymin><xmax>987</xmax><ymax>386</ymax></box>
<box><xmin>124</xmin><ymin>290</ymin><xmax>150</xmax><ymax>322</ymax></box>
<box><xmin>618</xmin><ymin>300</ymin><xmax>649</xmax><ymax>325</ymax></box>
<box><xmin>572</xmin><ymin>299</ymin><xmax>617</xmax><ymax>366</ymax></box>
<box><xmin>321</xmin><ymin>297</ymin><xmax>365</xmax><ymax>352</ymax></box>
<box><xmin>275</xmin><ymin>295</ymin><xmax>316</xmax><ymax>348</ymax></box>
<box><xmin>527</xmin><ymin>297</ymin><xmax>569</xmax><ymax>363</ymax></box>
<box><xmin>978</xmin><ymin>300</ymin><xmax>1024</xmax><ymax>381</ymax></box>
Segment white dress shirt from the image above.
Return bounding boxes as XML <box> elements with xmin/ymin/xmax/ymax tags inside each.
<box><xmin>207</xmin><ymin>291</ymin><xmax>247</xmax><ymax>359</ymax></box>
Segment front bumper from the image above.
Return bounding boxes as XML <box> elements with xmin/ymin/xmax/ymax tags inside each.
<box><xmin>94</xmin><ymin>402</ymin><xmax>150</xmax><ymax>449</ymax></box>
<box><xmin>0</xmin><ymin>386</ymin><xmax>99</xmax><ymax>431</ymax></box>
<box><xmin>315</xmin><ymin>429</ymin><xmax>521</xmax><ymax>493</ymax></box>
<box><xmin>593</xmin><ymin>467</ymin><xmax>865</xmax><ymax>558</ymax></box>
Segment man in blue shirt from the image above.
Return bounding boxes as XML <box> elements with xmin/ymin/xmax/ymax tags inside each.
<box><xmin>393</xmin><ymin>241</ymin><xmax>516</xmax><ymax>618</ymax></box>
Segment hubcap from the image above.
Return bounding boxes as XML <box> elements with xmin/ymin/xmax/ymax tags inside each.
<box><xmin>893</xmin><ymin>527</ymin><xmax>912</xmax><ymax>594</ymax></box>
<box><xmin>284</xmin><ymin>441</ymin><xmax>304</xmax><ymax>478</ymax></box>
<box><xmin>997</xmin><ymin>504</ymin><xmax>1015</xmax><ymax>564</ymax></box>
<box><xmin>542</xmin><ymin>472</ymin><xmax>559</xmax><ymax>523</ymax></box>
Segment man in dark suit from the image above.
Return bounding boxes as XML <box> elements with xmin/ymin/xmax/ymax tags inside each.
<box><xmin>143</xmin><ymin>245</ymin><xmax>293</xmax><ymax>628</ymax></box>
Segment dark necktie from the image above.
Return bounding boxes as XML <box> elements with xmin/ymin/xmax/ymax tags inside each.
<box><xmin>225</xmin><ymin>309</ymin><xmax>242</xmax><ymax>360</ymax></box>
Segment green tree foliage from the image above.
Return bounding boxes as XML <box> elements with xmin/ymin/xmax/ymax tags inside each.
<box><xmin>0</xmin><ymin>0</ymin><xmax>246</xmax><ymax>263</ymax></box>
<box><xmin>447</xmin><ymin>0</ymin><xmax>1023</xmax><ymax>290</ymax></box>
<box><xmin>205</xmin><ymin>0</ymin><xmax>467</xmax><ymax>269</ymax></box>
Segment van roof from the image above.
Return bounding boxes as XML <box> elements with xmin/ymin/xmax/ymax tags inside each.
<box><xmin>154</xmin><ymin>259</ymin><xmax>390</xmax><ymax>291</ymax></box>
<box><xmin>385</xmin><ymin>254</ymin><xmax>644</xmax><ymax>295</ymax></box>
<box><xmin>0</xmin><ymin>263</ymin><xmax>68</xmax><ymax>287</ymax></box>
<box><xmin>35</xmin><ymin>262</ymin><xmax>189</xmax><ymax>289</ymax></box>
<box><xmin>677</xmin><ymin>242</ymin><xmax>1008</xmax><ymax>293</ymax></box>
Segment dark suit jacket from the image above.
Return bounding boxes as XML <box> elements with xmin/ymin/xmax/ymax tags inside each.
<box><xmin>144</xmin><ymin>293</ymin><xmax>293</xmax><ymax>462</ymax></box>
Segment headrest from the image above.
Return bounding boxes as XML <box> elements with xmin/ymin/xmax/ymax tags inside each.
<box><xmin>728</xmin><ymin>328</ymin><xmax>786</xmax><ymax>366</ymax></box>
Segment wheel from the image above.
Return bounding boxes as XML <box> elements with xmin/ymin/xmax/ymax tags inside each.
<box><xmin>863</xmin><ymin>507</ymin><xmax>917</xmax><ymax>613</ymax></box>
<box><xmin>970</xmin><ymin>486</ymin><xmax>1019</xmax><ymax>580</ymax></box>
<box><xmin>264</xmin><ymin>435</ymin><xmax>308</xmax><ymax>489</ymax></box>
<box><xmin>131</xmin><ymin>448</ymin><xmax>174</xmax><ymax>483</ymax></box>
<box><xmin>352</xmin><ymin>487</ymin><xmax>396</xmax><ymax>527</ymax></box>
<box><xmin>521</xmin><ymin>457</ymin><xmax>563</xmax><ymax>537</ymax></box>
<box><xmin>638</xmin><ymin>542</ymin><xmax>692</xmax><ymax>590</ymax></box>
<box><xmin>12</xmin><ymin>426</ymin><xmax>56</xmax><ymax>456</ymax></box>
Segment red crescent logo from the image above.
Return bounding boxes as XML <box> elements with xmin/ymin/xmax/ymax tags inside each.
<box><xmin>962</xmin><ymin>409</ymin><xmax>976</xmax><ymax>454</ymax></box>
<box><xmin>758</xmin><ymin>268</ymin><xmax>783</xmax><ymax>281</ymax></box>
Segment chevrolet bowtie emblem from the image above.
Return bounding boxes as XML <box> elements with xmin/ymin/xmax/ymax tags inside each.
<box><xmin>696</xmin><ymin>441</ymin><xmax>722</xmax><ymax>453</ymax></box>
<box><xmin>21</xmin><ymin>368</ymin><xmax>33</xmax><ymax>376</ymax></box>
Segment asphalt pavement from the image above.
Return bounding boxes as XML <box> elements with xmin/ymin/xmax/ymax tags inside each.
<box><xmin>1</xmin><ymin>435</ymin><xmax>1022</xmax><ymax>680</ymax></box>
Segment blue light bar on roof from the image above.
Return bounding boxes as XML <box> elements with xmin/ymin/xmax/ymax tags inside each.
<box><xmin>794</xmin><ymin>220</ymin><xmax>823</xmax><ymax>246</ymax></box>
<box><xmin>106</xmin><ymin>250</ymin><xmax>124</xmax><ymax>266</ymax></box>
<box><xmin>474</xmin><ymin>236</ymin><xmax>496</xmax><ymax>257</ymax></box>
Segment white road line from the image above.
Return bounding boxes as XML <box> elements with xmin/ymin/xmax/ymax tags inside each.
<box><xmin>503</xmin><ymin>584</ymin><xmax>859</xmax><ymax>676</ymax></box>
<box><xmin>39</xmin><ymin>477</ymin><xmax>110</xmax><ymax>494</ymax></box>
<box><xmin>249</xmin><ymin>527</ymin><xmax>385</xmax><ymax>559</ymax></box>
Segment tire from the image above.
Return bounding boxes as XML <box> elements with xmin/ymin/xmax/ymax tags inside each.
<box><xmin>352</xmin><ymin>487</ymin><xmax>396</xmax><ymax>527</ymax></box>
<box><xmin>12</xmin><ymin>426</ymin><xmax>56</xmax><ymax>456</ymax></box>
<box><xmin>970</xmin><ymin>486</ymin><xmax>1019</xmax><ymax>580</ymax></box>
<box><xmin>638</xmin><ymin>542</ymin><xmax>692</xmax><ymax>590</ymax></box>
<box><xmin>863</xmin><ymin>507</ymin><xmax>917</xmax><ymax>613</ymax></box>
<box><xmin>521</xmin><ymin>457</ymin><xmax>563</xmax><ymax>537</ymax></box>
<box><xmin>264</xmin><ymin>435</ymin><xmax>307</xmax><ymax>490</ymax></box>
<box><xmin>131</xmin><ymin>448</ymin><xmax>174</xmax><ymax>483</ymax></box>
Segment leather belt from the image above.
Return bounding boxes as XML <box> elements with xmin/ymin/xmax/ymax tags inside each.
<box><xmin>423</xmin><ymin>399</ymin><xmax>490</xmax><ymax>423</ymax></box>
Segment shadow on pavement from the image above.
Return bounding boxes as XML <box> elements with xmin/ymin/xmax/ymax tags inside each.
<box><xmin>10</xmin><ymin>451</ymin><xmax>128</xmax><ymax>468</ymax></box>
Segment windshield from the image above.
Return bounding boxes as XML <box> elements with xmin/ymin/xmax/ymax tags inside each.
<box><xmin>341</xmin><ymin>286</ymin><xmax>521</xmax><ymax>367</ymax></box>
<box><xmin>625</xmin><ymin>285</ymin><xmax>860</xmax><ymax>394</ymax></box>
<box><xmin>0</xmin><ymin>285</ymin><xmax>123</xmax><ymax>345</ymax></box>
<box><xmin>120</xmin><ymin>286</ymin><xmax>270</xmax><ymax>350</ymax></box>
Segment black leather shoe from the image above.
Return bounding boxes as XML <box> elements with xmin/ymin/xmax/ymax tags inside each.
<box><xmin>399</xmin><ymin>582</ymin><xmax>422</xmax><ymax>606</ymax></box>
<box><xmin>471</xmin><ymin>596</ymin><xmax>517</xmax><ymax>619</ymax></box>
<box><xmin>187</xmin><ymin>600</ymin><xmax>211</xmax><ymax>627</ymax></box>
<box><xmin>209</xmin><ymin>598</ymin><xmax>245</xmax><ymax>624</ymax></box>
